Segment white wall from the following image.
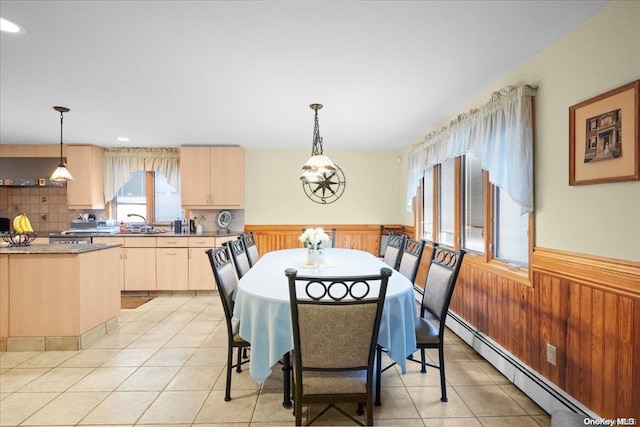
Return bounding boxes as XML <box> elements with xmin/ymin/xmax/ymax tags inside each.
<box><xmin>244</xmin><ymin>148</ymin><xmax>403</xmax><ymax>224</ymax></box>
<box><xmin>401</xmin><ymin>0</ymin><xmax>640</xmax><ymax>262</ymax></box>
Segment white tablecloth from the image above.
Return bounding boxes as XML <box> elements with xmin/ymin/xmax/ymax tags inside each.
<box><xmin>233</xmin><ymin>248</ymin><xmax>417</xmax><ymax>383</ymax></box>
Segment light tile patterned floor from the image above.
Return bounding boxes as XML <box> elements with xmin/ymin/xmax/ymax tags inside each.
<box><xmin>0</xmin><ymin>294</ymin><xmax>551</xmax><ymax>426</ymax></box>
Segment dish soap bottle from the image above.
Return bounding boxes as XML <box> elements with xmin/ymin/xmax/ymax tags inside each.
<box><xmin>119</xmin><ymin>221</ymin><xmax>126</xmax><ymax>233</ymax></box>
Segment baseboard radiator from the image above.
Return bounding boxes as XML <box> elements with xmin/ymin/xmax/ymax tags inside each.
<box><xmin>446</xmin><ymin>310</ymin><xmax>598</xmax><ymax>419</ymax></box>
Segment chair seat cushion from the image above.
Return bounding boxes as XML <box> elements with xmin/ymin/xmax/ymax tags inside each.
<box><xmin>415</xmin><ymin>314</ymin><xmax>441</xmax><ymax>345</ymax></box>
<box><xmin>301</xmin><ymin>370</ymin><xmax>367</xmax><ymax>395</ymax></box>
<box><xmin>231</xmin><ymin>316</ymin><xmax>248</xmax><ymax>343</ymax></box>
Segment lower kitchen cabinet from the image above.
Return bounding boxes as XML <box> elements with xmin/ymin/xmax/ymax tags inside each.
<box><xmin>157</xmin><ymin>237</ymin><xmax>188</xmax><ymax>291</ymax></box>
<box><xmin>93</xmin><ymin>237</ymin><xmax>125</xmax><ymax>290</ymax></box>
<box><xmin>188</xmin><ymin>237</ymin><xmax>216</xmax><ymax>290</ymax></box>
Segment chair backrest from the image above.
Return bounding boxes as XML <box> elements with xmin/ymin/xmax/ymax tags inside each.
<box><xmin>241</xmin><ymin>232</ymin><xmax>260</xmax><ymax>267</ymax></box>
<box><xmin>379</xmin><ymin>225</ymin><xmax>405</xmax><ymax>257</ymax></box>
<box><xmin>206</xmin><ymin>246</ymin><xmax>238</xmax><ymax>335</ymax></box>
<box><xmin>285</xmin><ymin>267</ymin><xmax>392</xmax><ymax>388</ymax></box>
<box><xmin>382</xmin><ymin>233</ymin><xmax>406</xmax><ymax>269</ymax></box>
<box><xmin>224</xmin><ymin>239</ymin><xmax>251</xmax><ymax>278</ymax></box>
<box><xmin>398</xmin><ymin>238</ymin><xmax>426</xmax><ymax>283</ymax></box>
<box><xmin>420</xmin><ymin>244</ymin><xmax>466</xmax><ymax>335</ymax></box>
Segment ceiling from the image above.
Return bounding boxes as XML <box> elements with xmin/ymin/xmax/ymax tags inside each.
<box><xmin>0</xmin><ymin>0</ymin><xmax>610</xmax><ymax>151</ymax></box>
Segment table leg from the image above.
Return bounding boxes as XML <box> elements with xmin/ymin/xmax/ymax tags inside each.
<box><xmin>282</xmin><ymin>352</ymin><xmax>292</xmax><ymax>408</ymax></box>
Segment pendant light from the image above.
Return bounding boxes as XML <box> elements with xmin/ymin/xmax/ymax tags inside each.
<box><xmin>300</xmin><ymin>103</ymin><xmax>336</xmax><ymax>183</ymax></box>
<box><xmin>50</xmin><ymin>106</ymin><xmax>73</xmax><ymax>181</ymax></box>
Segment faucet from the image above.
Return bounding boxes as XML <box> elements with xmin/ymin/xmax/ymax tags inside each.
<box><xmin>127</xmin><ymin>213</ymin><xmax>150</xmax><ymax>231</ymax></box>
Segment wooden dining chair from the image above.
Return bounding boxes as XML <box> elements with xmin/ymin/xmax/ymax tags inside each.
<box><xmin>381</xmin><ymin>233</ymin><xmax>406</xmax><ymax>269</ymax></box>
<box><xmin>285</xmin><ymin>267</ymin><xmax>392</xmax><ymax>426</ymax></box>
<box><xmin>240</xmin><ymin>232</ymin><xmax>260</xmax><ymax>267</ymax></box>
<box><xmin>206</xmin><ymin>246</ymin><xmax>250</xmax><ymax>401</ymax></box>
<box><xmin>224</xmin><ymin>238</ymin><xmax>251</xmax><ymax>279</ymax></box>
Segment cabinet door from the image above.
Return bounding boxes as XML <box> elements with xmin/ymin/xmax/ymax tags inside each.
<box><xmin>180</xmin><ymin>147</ymin><xmax>211</xmax><ymax>207</ymax></box>
<box><xmin>94</xmin><ymin>237</ymin><xmax>125</xmax><ymax>290</ymax></box>
<box><xmin>66</xmin><ymin>145</ymin><xmax>105</xmax><ymax>209</ymax></box>
<box><xmin>157</xmin><ymin>248</ymin><xmax>188</xmax><ymax>291</ymax></box>
<box><xmin>188</xmin><ymin>247</ymin><xmax>216</xmax><ymax>290</ymax></box>
<box><xmin>0</xmin><ymin>187</ymin><xmax>7</xmax><ymax>210</ymax></box>
<box><xmin>210</xmin><ymin>147</ymin><xmax>244</xmax><ymax>208</ymax></box>
<box><xmin>124</xmin><ymin>248</ymin><xmax>156</xmax><ymax>290</ymax></box>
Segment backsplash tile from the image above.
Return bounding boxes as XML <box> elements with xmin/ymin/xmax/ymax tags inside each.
<box><xmin>2</xmin><ymin>187</ymin><xmax>103</xmax><ymax>233</ymax></box>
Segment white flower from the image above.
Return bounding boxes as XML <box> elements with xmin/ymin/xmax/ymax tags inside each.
<box><xmin>299</xmin><ymin>227</ymin><xmax>331</xmax><ymax>248</ymax></box>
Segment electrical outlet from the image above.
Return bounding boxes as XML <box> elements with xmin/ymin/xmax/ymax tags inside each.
<box><xmin>546</xmin><ymin>343</ymin><xmax>557</xmax><ymax>366</ymax></box>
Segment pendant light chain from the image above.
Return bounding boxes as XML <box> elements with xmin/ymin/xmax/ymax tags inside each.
<box><xmin>311</xmin><ymin>106</ymin><xmax>324</xmax><ymax>156</ymax></box>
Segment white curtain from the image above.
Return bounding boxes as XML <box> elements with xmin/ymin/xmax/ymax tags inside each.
<box><xmin>104</xmin><ymin>147</ymin><xmax>180</xmax><ymax>203</ymax></box>
<box><xmin>407</xmin><ymin>85</ymin><xmax>536</xmax><ymax>214</ymax></box>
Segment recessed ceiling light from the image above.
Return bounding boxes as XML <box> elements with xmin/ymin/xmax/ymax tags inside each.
<box><xmin>0</xmin><ymin>17</ymin><xmax>25</xmax><ymax>34</ymax></box>
<box><xmin>117</xmin><ymin>137</ymin><xmax>130</xmax><ymax>142</ymax></box>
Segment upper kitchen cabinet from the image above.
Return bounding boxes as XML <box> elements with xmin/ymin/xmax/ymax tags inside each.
<box><xmin>66</xmin><ymin>145</ymin><xmax>105</xmax><ymax>209</ymax></box>
<box><xmin>180</xmin><ymin>146</ymin><xmax>244</xmax><ymax>209</ymax></box>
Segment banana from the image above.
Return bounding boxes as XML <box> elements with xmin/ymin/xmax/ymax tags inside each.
<box><xmin>21</xmin><ymin>214</ymin><xmax>33</xmax><ymax>233</ymax></box>
<box><xmin>13</xmin><ymin>214</ymin><xmax>24</xmax><ymax>234</ymax></box>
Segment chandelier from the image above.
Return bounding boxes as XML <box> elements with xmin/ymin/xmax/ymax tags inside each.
<box><xmin>50</xmin><ymin>106</ymin><xmax>73</xmax><ymax>181</ymax></box>
<box><xmin>300</xmin><ymin>103</ymin><xmax>336</xmax><ymax>183</ymax></box>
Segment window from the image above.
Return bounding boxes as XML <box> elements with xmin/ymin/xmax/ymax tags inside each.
<box><xmin>462</xmin><ymin>153</ymin><xmax>484</xmax><ymax>253</ymax></box>
<box><xmin>439</xmin><ymin>159</ymin><xmax>455</xmax><ymax>246</ymax></box>
<box><xmin>114</xmin><ymin>171</ymin><xmax>181</xmax><ymax>223</ymax></box>
<box><xmin>493</xmin><ymin>187</ymin><xmax>528</xmax><ymax>266</ymax></box>
<box><xmin>422</xmin><ymin>168</ymin><xmax>434</xmax><ymax>241</ymax></box>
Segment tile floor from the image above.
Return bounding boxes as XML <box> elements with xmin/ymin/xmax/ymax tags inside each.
<box><xmin>0</xmin><ymin>294</ymin><xmax>551</xmax><ymax>426</ymax></box>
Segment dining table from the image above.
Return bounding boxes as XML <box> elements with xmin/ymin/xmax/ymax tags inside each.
<box><xmin>233</xmin><ymin>247</ymin><xmax>417</xmax><ymax>407</ymax></box>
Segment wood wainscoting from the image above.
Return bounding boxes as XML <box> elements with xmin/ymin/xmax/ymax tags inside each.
<box><xmin>451</xmin><ymin>247</ymin><xmax>640</xmax><ymax>420</ymax></box>
<box><xmin>245</xmin><ymin>224</ymin><xmax>413</xmax><ymax>256</ymax></box>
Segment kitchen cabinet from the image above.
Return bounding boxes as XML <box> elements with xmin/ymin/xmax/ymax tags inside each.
<box><xmin>180</xmin><ymin>146</ymin><xmax>244</xmax><ymax>208</ymax></box>
<box><xmin>124</xmin><ymin>238</ymin><xmax>156</xmax><ymax>291</ymax></box>
<box><xmin>93</xmin><ymin>237</ymin><xmax>125</xmax><ymax>290</ymax></box>
<box><xmin>188</xmin><ymin>236</ymin><xmax>237</xmax><ymax>290</ymax></box>
<box><xmin>156</xmin><ymin>237</ymin><xmax>188</xmax><ymax>291</ymax></box>
<box><xmin>66</xmin><ymin>145</ymin><xmax>105</xmax><ymax>209</ymax></box>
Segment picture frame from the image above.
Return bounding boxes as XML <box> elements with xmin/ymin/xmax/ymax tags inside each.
<box><xmin>569</xmin><ymin>79</ymin><xmax>639</xmax><ymax>185</ymax></box>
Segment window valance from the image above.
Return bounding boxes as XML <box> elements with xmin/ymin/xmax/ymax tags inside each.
<box><xmin>407</xmin><ymin>85</ymin><xmax>536</xmax><ymax>214</ymax></box>
<box><xmin>104</xmin><ymin>147</ymin><xmax>180</xmax><ymax>203</ymax></box>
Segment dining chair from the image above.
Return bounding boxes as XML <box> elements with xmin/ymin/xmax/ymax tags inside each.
<box><xmin>206</xmin><ymin>246</ymin><xmax>251</xmax><ymax>401</ymax></box>
<box><xmin>240</xmin><ymin>232</ymin><xmax>260</xmax><ymax>267</ymax></box>
<box><xmin>224</xmin><ymin>238</ymin><xmax>251</xmax><ymax>279</ymax></box>
<box><xmin>397</xmin><ymin>238</ymin><xmax>426</xmax><ymax>284</ymax></box>
<box><xmin>285</xmin><ymin>267</ymin><xmax>392</xmax><ymax>426</ymax></box>
<box><xmin>375</xmin><ymin>243</ymin><xmax>465</xmax><ymax>405</ymax></box>
<box><xmin>378</xmin><ymin>225</ymin><xmax>405</xmax><ymax>257</ymax></box>
<box><xmin>408</xmin><ymin>243</ymin><xmax>466</xmax><ymax>401</ymax></box>
<box><xmin>381</xmin><ymin>233</ymin><xmax>406</xmax><ymax>269</ymax></box>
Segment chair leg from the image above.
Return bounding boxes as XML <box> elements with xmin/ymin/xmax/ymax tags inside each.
<box><xmin>357</xmin><ymin>402</ymin><xmax>364</xmax><ymax>415</ymax></box>
<box><xmin>236</xmin><ymin>346</ymin><xmax>243</xmax><ymax>373</ymax></box>
<box><xmin>294</xmin><ymin>399</ymin><xmax>302</xmax><ymax>426</ymax></box>
<box><xmin>366</xmin><ymin>399</ymin><xmax>374</xmax><ymax>426</ymax></box>
<box><xmin>420</xmin><ymin>348</ymin><xmax>426</xmax><ymax>374</ymax></box>
<box><xmin>225</xmin><ymin>346</ymin><xmax>233</xmax><ymax>401</ymax></box>
<box><xmin>439</xmin><ymin>345</ymin><xmax>448</xmax><ymax>402</ymax></box>
<box><xmin>375</xmin><ymin>345</ymin><xmax>382</xmax><ymax>406</ymax></box>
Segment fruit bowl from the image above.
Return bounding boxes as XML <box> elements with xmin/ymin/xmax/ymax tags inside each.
<box><xmin>0</xmin><ymin>232</ymin><xmax>38</xmax><ymax>247</ymax></box>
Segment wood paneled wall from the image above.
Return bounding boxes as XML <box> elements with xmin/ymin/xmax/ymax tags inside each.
<box><xmin>451</xmin><ymin>247</ymin><xmax>640</xmax><ymax>419</ymax></box>
<box><xmin>246</xmin><ymin>224</ymin><xmax>640</xmax><ymax>419</ymax></box>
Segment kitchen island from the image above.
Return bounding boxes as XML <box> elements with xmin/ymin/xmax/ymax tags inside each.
<box><xmin>0</xmin><ymin>243</ymin><xmax>122</xmax><ymax>351</ymax></box>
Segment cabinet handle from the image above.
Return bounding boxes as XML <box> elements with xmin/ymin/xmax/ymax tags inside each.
<box><xmin>210</xmin><ymin>193</ymin><xmax>214</xmax><ymax>205</ymax></box>
<box><xmin>165</xmin><ymin>240</ymin><xmax>178</xmax><ymax>245</ymax></box>
<box><xmin>166</xmin><ymin>251</ymin><xmax>178</xmax><ymax>256</ymax></box>
<box><xmin>206</xmin><ymin>194</ymin><xmax>210</xmax><ymax>204</ymax></box>
<box><xmin>124</xmin><ymin>249</ymin><xmax>128</xmax><ymax>260</ymax></box>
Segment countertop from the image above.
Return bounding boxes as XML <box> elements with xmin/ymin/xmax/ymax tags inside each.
<box><xmin>0</xmin><ymin>243</ymin><xmax>121</xmax><ymax>254</ymax></box>
<box><xmin>47</xmin><ymin>230</ymin><xmax>243</xmax><ymax>238</ymax></box>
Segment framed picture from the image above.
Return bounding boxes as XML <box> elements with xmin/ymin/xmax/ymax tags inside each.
<box><xmin>569</xmin><ymin>79</ymin><xmax>639</xmax><ymax>185</ymax></box>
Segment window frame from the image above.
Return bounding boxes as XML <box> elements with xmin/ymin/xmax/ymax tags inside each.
<box><xmin>421</xmin><ymin>157</ymin><xmax>533</xmax><ymax>287</ymax></box>
<box><xmin>107</xmin><ymin>171</ymin><xmax>167</xmax><ymax>225</ymax></box>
